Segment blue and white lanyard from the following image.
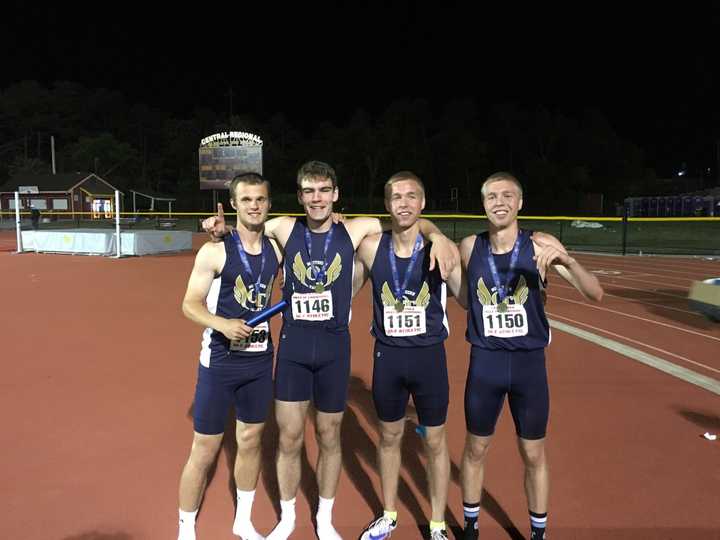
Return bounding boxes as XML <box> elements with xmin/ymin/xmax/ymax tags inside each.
<box><xmin>486</xmin><ymin>231</ymin><xmax>522</xmax><ymax>304</ymax></box>
<box><xmin>304</xmin><ymin>223</ymin><xmax>335</xmax><ymax>288</ymax></box>
<box><xmin>231</xmin><ymin>230</ymin><xmax>266</xmax><ymax>305</ymax></box>
<box><xmin>388</xmin><ymin>234</ymin><xmax>423</xmax><ymax>308</ymax></box>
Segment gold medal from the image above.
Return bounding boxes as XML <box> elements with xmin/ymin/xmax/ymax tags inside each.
<box><xmin>395</xmin><ymin>300</ymin><xmax>405</xmax><ymax>312</ymax></box>
<box><xmin>497</xmin><ymin>301</ymin><xmax>508</xmax><ymax>313</ymax></box>
<box><xmin>315</xmin><ymin>283</ymin><xmax>325</xmax><ymax>293</ymax></box>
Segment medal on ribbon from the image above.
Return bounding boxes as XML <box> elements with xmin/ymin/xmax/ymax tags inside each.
<box><xmin>487</xmin><ymin>231</ymin><xmax>522</xmax><ymax>312</ymax></box>
<box><xmin>231</xmin><ymin>230</ymin><xmax>267</xmax><ymax>310</ymax></box>
<box><xmin>304</xmin><ymin>223</ymin><xmax>335</xmax><ymax>293</ymax></box>
<box><xmin>389</xmin><ymin>233</ymin><xmax>423</xmax><ymax>313</ymax></box>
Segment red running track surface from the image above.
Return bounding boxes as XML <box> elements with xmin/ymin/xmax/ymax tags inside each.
<box><xmin>1</xmin><ymin>235</ymin><xmax>719</xmax><ymax>539</ymax></box>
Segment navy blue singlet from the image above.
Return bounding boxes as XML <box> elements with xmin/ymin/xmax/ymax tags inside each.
<box><xmin>370</xmin><ymin>232</ymin><xmax>448</xmax><ymax>347</ymax></box>
<box><xmin>200</xmin><ymin>234</ymin><xmax>279</xmax><ymax>366</ymax></box>
<box><xmin>281</xmin><ymin>218</ymin><xmax>355</xmax><ymax>332</ymax></box>
<box><xmin>465</xmin><ymin>230</ymin><xmax>549</xmax><ymax>350</ymax></box>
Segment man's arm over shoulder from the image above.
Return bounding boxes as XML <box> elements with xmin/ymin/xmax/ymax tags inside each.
<box><xmin>344</xmin><ymin>217</ymin><xmax>384</xmax><ymax>250</ymax></box>
<box><xmin>263</xmin><ymin>215</ymin><xmax>296</xmax><ymax>248</ymax></box>
<box><xmin>417</xmin><ymin>218</ymin><xmax>460</xmax><ymax>280</ymax></box>
<box><xmin>446</xmin><ymin>235</ymin><xmax>474</xmax><ymax>308</ymax></box>
<box><xmin>531</xmin><ymin>232</ymin><xmax>603</xmax><ymax>302</ymax></box>
<box><xmin>352</xmin><ymin>232</ymin><xmax>382</xmax><ymax>297</ymax></box>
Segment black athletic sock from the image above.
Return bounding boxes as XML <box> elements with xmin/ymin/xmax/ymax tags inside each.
<box><xmin>529</xmin><ymin>510</ymin><xmax>547</xmax><ymax>538</ymax></box>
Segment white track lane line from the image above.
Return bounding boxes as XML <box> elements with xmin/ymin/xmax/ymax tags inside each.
<box><xmin>547</xmin><ymin>295</ymin><xmax>720</xmax><ymax>343</ymax></box>
<box><xmin>548</xmin><ymin>281</ymin><xmax>702</xmax><ymax>317</ymax></box>
<box><xmin>548</xmin><ymin>279</ymin><xmax>689</xmax><ymax>301</ymax></box>
<box><xmin>573</xmin><ymin>255</ymin><xmax>720</xmax><ymax>276</ymax></box>
<box><xmin>573</xmin><ymin>252</ymin><xmax>719</xmax><ymax>269</ymax></box>
<box><xmin>588</xmin><ymin>273</ymin><xmax>692</xmax><ymax>290</ymax></box>
<box><xmin>548</xmin><ymin>312</ymin><xmax>720</xmax><ymax>376</ymax></box>
<box><xmin>548</xmin><ymin>316</ymin><xmax>720</xmax><ymax>395</ymax></box>
<box><xmin>575</xmin><ymin>261</ymin><xmax>699</xmax><ymax>283</ymax></box>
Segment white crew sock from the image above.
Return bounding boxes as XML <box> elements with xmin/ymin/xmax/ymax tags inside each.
<box><xmin>178</xmin><ymin>509</ymin><xmax>198</xmax><ymax>540</ymax></box>
<box><xmin>316</xmin><ymin>497</ymin><xmax>342</xmax><ymax>540</ymax></box>
<box><xmin>266</xmin><ymin>498</ymin><xmax>296</xmax><ymax>540</ymax></box>
<box><xmin>233</xmin><ymin>489</ymin><xmax>263</xmax><ymax>539</ymax></box>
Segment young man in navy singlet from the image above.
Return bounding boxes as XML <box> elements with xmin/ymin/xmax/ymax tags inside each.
<box><xmin>447</xmin><ymin>172</ymin><xmax>603</xmax><ymax>540</ymax></box>
<box><xmin>203</xmin><ymin>161</ymin><xmax>458</xmax><ymax>540</ymax></box>
<box><xmin>178</xmin><ymin>173</ymin><xmax>283</xmax><ymax>540</ymax></box>
<box><xmin>354</xmin><ymin>172</ymin><xmax>456</xmax><ymax>540</ymax></box>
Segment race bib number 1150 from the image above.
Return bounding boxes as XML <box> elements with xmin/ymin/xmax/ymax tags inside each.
<box><xmin>482</xmin><ymin>304</ymin><xmax>528</xmax><ymax>338</ymax></box>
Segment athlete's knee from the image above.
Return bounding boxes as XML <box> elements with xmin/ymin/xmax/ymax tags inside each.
<box><xmin>378</xmin><ymin>422</ymin><xmax>404</xmax><ymax>450</ymax></box>
<box><xmin>236</xmin><ymin>422</ymin><xmax>264</xmax><ymax>453</ymax></box>
<box><xmin>187</xmin><ymin>434</ymin><xmax>223</xmax><ymax>470</ymax></box>
<box><xmin>518</xmin><ymin>438</ymin><xmax>547</xmax><ymax>469</ymax></box>
<box><xmin>315</xmin><ymin>419</ymin><xmax>342</xmax><ymax>453</ymax></box>
<box><xmin>463</xmin><ymin>434</ymin><xmax>491</xmax><ymax>464</ymax></box>
<box><xmin>277</xmin><ymin>423</ymin><xmax>305</xmax><ymax>456</ymax></box>
<box><xmin>423</xmin><ymin>426</ymin><xmax>448</xmax><ymax>457</ymax></box>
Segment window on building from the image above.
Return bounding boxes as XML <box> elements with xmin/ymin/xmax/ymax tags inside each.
<box><xmin>31</xmin><ymin>199</ymin><xmax>48</xmax><ymax>210</ymax></box>
<box><xmin>52</xmin><ymin>199</ymin><xmax>69</xmax><ymax>210</ymax></box>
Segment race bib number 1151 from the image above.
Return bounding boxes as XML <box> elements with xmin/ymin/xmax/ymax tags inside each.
<box><xmin>383</xmin><ymin>305</ymin><xmax>426</xmax><ymax>337</ymax></box>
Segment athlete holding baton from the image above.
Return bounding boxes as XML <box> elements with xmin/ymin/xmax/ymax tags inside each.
<box><xmin>177</xmin><ymin>173</ymin><xmax>282</xmax><ymax>540</ymax></box>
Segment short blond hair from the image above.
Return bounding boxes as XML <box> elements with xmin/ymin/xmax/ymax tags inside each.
<box><xmin>481</xmin><ymin>171</ymin><xmax>523</xmax><ymax>199</ymax></box>
<box><xmin>384</xmin><ymin>171</ymin><xmax>425</xmax><ymax>201</ymax></box>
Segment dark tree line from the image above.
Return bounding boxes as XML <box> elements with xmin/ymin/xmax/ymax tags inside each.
<box><xmin>0</xmin><ymin>80</ymin><xmax>660</xmax><ymax>214</ymax></box>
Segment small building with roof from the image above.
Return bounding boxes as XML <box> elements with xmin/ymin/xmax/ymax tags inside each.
<box><xmin>0</xmin><ymin>172</ymin><xmax>123</xmax><ymax>216</ymax></box>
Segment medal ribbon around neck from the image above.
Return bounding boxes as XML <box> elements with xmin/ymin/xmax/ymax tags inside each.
<box><xmin>304</xmin><ymin>223</ymin><xmax>335</xmax><ymax>292</ymax></box>
<box><xmin>388</xmin><ymin>234</ymin><xmax>423</xmax><ymax>312</ymax></box>
<box><xmin>231</xmin><ymin>230</ymin><xmax>266</xmax><ymax>306</ymax></box>
<box><xmin>486</xmin><ymin>231</ymin><xmax>522</xmax><ymax>312</ymax></box>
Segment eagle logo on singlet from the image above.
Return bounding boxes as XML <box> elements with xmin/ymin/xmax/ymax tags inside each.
<box><xmin>234</xmin><ymin>274</ymin><xmax>274</xmax><ymax>311</ymax></box>
<box><xmin>476</xmin><ymin>275</ymin><xmax>529</xmax><ymax>309</ymax></box>
<box><xmin>291</xmin><ymin>252</ymin><xmax>342</xmax><ymax>290</ymax></box>
<box><xmin>380</xmin><ymin>281</ymin><xmax>431</xmax><ymax>309</ymax></box>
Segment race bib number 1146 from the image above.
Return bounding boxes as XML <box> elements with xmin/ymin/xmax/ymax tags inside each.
<box><xmin>291</xmin><ymin>291</ymin><xmax>333</xmax><ymax>321</ymax></box>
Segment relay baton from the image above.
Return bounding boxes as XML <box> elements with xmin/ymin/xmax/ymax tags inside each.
<box><xmin>246</xmin><ymin>300</ymin><xmax>288</xmax><ymax>327</ymax></box>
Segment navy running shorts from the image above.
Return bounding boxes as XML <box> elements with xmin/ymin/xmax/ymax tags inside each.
<box><xmin>465</xmin><ymin>347</ymin><xmax>549</xmax><ymax>440</ymax></box>
<box><xmin>372</xmin><ymin>341</ymin><xmax>449</xmax><ymax>427</ymax></box>
<box><xmin>274</xmin><ymin>324</ymin><xmax>351</xmax><ymax>413</ymax></box>
<box><xmin>192</xmin><ymin>352</ymin><xmax>273</xmax><ymax>435</ymax></box>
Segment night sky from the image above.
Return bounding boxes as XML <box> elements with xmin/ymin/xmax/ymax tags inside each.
<box><xmin>3</xmin><ymin>2</ymin><xmax>719</xmax><ymax>177</ymax></box>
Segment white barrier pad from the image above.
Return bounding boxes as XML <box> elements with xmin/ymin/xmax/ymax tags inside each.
<box><xmin>21</xmin><ymin>229</ymin><xmax>192</xmax><ymax>256</ymax></box>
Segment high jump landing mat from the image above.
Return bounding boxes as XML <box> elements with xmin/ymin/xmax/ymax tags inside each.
<box><xmin>19</xmin><ymin>228</ymin><xmax>192</xmax><ymax>256</ymax></box>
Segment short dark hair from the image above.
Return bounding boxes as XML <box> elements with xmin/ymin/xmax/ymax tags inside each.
<box><xmin>229</xmin><ymin>172</ymin><xmax>270</xmax><ymax>199</ymax></box>
<box><xmin>296</xmin><ymin>160</ymin><xmax>337</xmax><ymax>189</ymax></box>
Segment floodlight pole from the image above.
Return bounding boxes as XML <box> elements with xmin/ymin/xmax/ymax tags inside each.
<box><xmin>14</xmin><ymin>192</ymin><xmax>23</xmax><ymax>253</ymax></box>
<box><xmin>115</xmin><ymin>190</ymin><xmax>121</xmax><ymax>258</ymax></box>
<box><xmin>51</xmin><ymin>136</ymin><xmax>56</xmax><ymax>174</ymax></box>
